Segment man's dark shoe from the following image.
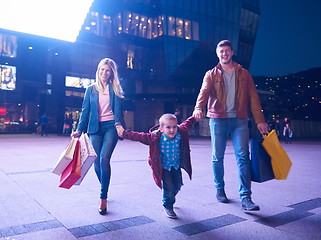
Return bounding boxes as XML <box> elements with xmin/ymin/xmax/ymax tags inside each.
<box><xmin>164</xmin><ymin>207</ymin><xmax>177</xmax><ymax>219</ymax></box>
<box><xmin>241</xmin><ymin>197</ymin><xmax>260</xmax><ymax>211</ymax></box>
<box><xmin>216</xmin><ymin>189</ymin><xmax>229</xmax><ymax>203</ymax></box>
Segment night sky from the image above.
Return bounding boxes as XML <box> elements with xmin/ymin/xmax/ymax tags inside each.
<box><xmin>249</xmin><ymin>0</ymin><xmax>321</xmax><ymax>77</ymax></box>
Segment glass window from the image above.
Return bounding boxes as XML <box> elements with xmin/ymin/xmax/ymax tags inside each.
<box><xmin>146</xmin><ymin>17</ymin><xmax>152</xmax><ymax>39</ymax></box>
<box><xmin>152</xmin><ymin>18</ymin><xmax>159</xmax><ymax>38</ymax></box>
<box><xmin>184</xmin><ymin>20</ymin><xmax>191</xmax><ymax>40</ymax></box>
<box><xmin>130</xmin><ymin>13</ymin><xmax>140</xmax><ymax>36</ymax></box>
<box><xmin>139</xmin><ymin>16</ymin><xmax>148</xmax><ymax>38</ymax></box>
<box><xmin>115</xmin><ymin>13</ymin><xmax>122</xmax><ymax>34</ymax></box>
<box><xmin>192</xmin><ymin>21</ymin><xmax>199</xmax><ymax>41</ymax></box>
<box><xmin>176</xmin><ymin>18</ymin><xmax>184</xmax><ymax>38</ymax></box>
<box><xmin>168</xmin><ymin>16</ymin><xmax>175</xmax><ymax>36</ymax></box>
<box><xmin>102</xmin><ymin>14</ymin><xmax>112</xmax><ymax>38</ymax></box>
<box><xmin>159</xmin><ymin>15</ymin><xmax>164</xmax><ymax>36</ymax></box>
<box><xmin>127</xmin><ymin>50</ymin><xmax>134</xmax><ymax>69</ymax></box>
<box><xmin>123</xmin><ymin>11</ymin><xmax>131</xmax><ymax>34</ymax></box>
<box><xmin>82</xmin><ymin>11</ymin><xmax>99</xmax><ymax>35</ymax></box>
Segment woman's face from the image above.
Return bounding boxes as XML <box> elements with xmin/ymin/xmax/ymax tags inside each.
<box><xmin>98</xmin><ymin>64</ymin><xmax>112</xmax><ymax>84</ymax></box>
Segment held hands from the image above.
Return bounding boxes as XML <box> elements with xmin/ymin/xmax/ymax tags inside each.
<box><xmin>116</xmin><ymin>125</ymin><xmax>125</xmax><ymax>138</ymax></box>
<box><xmin>192</xmin><ymin>109</ymin><xmax>204</xmax><ymax>120</ymax></box>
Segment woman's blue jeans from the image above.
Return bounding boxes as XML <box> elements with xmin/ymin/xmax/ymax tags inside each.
<box><xmin>162</xmin><ymin>168</ymin><xmax>183</xmax><ymax>210</ymax></box>
<box><xmin>209</xmin><ymin>118</ymin><xmax>252</xmax><ymax>199</ymax></box>
<box><xmin>90</xmin><ymin>121</ymin><xmax>118</xmax><ymax>199</ymax></box>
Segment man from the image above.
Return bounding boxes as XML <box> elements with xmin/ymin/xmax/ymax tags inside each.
<box><xmin>193</xmin><ymin>40</ymin><xmax>268</xmax><ymax>211</ymax></box>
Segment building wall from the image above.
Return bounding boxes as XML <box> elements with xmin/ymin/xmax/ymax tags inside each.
<box><xmin>0</xmin><ymin>0</ymin><xmax>261</xmax><ymax>133</ymax></box>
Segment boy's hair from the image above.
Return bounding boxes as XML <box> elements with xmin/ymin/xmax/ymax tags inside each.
<box><xmin>159</xmin><ymin>113</ymin><xmax>177</xmax><ymax>126</ymax></box>
<box><xmin>217</xmin><ymin>40</ymin><xmax>233</xmax><ymax>51</ymax></box>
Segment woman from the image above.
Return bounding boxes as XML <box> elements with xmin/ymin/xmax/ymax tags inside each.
<box><xmin>71</xmin><ymin>58</ymin><xmax>125</xmax><ymax>215</ymax></box>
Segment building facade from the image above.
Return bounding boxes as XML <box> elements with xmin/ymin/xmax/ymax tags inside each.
<box><xmin>0</xmin><ymin>0</ymin><xmax>260</xmax><ymax>133</ymax></box>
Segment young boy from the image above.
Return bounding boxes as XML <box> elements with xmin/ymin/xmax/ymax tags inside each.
<box><xmin>117</xmin><ymin>114</ymin><xmax>196</xmax><ymax>218</ymax></box>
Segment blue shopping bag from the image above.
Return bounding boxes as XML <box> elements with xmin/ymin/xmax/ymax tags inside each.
<box><xmin>250</xmin><ymin>138</ymin><xmax>275</xmax><ymax>183</ymax></box>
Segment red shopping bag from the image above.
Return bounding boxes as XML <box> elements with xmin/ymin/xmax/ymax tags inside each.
<box><xmin>59</xmin><ymin>139</ymin><xmax>82</xmax><ymax>189</ymax></box>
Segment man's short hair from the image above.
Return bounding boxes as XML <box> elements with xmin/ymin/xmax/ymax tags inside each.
<box><xmin>217</xmin><ymin>40</ymin><xmax>233</xmax><ymax>51</ymax></box>
<box><xmin>159</xmin><ymin>113</ymin><xmax>177</xmax><ymax>126</ymax></box>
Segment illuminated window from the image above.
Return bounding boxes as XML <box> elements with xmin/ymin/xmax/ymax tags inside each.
<box><xmin>102</xmin><ymin>15</ymin><xmax>112</xmax><ymax>38</ymax></box>
<box><xmin>168</xmin><ymin>16</ymin><xmax>175</xmax><ymax>36</ymax></box>
<box><xmin>184</xmin><ymin>21</ymin><xmax>191</xmax><ymax>39</ymax></box>
<box><xmin>116</xmin><ymin>13</ymin><xmax>122</xmax><ymax>34</ymax></box>
<box><xmin>146</xmin><ymin>18</ymin><xmax>152</xmax><ymax>39</ymax></box>
<box><xmin>127</xmin><ymin>50</ymin><xmax>134</xmax><ymax>69</ymax></box>
<box><xmin>129</xmin><ymin>13</ymin><xmax>140</xmax><ymax>36</ymax></box>
<box><xmin>158</xmin><ymin>16</ymin><xmax>164</xmax><ymax>36</ymax></box>
<box><xmin>176</xmin><ymin>18</ymin><xmax>183</xmax><ymax>38</ymax></box>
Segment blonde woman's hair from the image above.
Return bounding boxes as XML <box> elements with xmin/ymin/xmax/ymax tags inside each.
<box><xmin>95</xmin><ymin>58</ymin><xmax>124</xmax><ymax>98</ymax></box>
<box><xmin>159</xmin><ymin>113</ymin><xmax>177</xmax><ymax>126</ymax></box>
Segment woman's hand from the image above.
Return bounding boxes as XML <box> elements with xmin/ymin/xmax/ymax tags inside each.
<box><xmin>70</xmin><ymin>131</ymin><xmax>81</xmax><ymax>138</ymax></box>
<box><xmin>116</xmin><ymin>125</ymin><xmax>125</xmax><ymax>137</ymax></box>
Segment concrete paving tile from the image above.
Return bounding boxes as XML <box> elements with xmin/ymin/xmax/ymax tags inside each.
<box><xmin>49</xmin><ymin>200</ymin><xmax>142</xmax><ymax>229</ymax></box>
<box><xmin>0</xmin><ymin>181</ymin><xmax>26</xmax><ymax>197</ymax></box>
<box><xmin>12</xmin><ymin>225</ymin><xmax>29</xmax><ymax>235</ymax></box>
<box><xmin>0</xmin><ymin>227</ymin><xmax>77</xmax><ymax>240</ymax></box>
<box><xmin>173</xmin><ymin>214</ymin><xmax>246</xmax><ymax>236</ymax></box>
<box><xmin>310</xmin><ymin>207</ymin><xmax>321</xmax><ymax>214</ymax></box>
<box><xmin>0</xmin><ymin>227</ymin><xmax>15</xmax><ymax>238</ymax></box>
<box><xmin>69</xmin><ymin>227</ymin><xmax>88</xmax><ymax>238</ymax></box>
<box><xmin>80</xmin><ymin>222</ymin><xmax>187</xmax><ymax>240</ymax></box>
<box><xmin>188</xmin><ymin>220</ymin><xmax>306</xmax><ymax>240</ymax></box>
<box><xmin>90</xmin><ymin>223</ymin><xmax>109</xmax><ymax>233</ymax></box>
<box><xmin>31</xmin><ymin>189</ymin><xmax>98</xmax><ymax>212</ymax></box>
<box><xmin>255</xmin><ymin>209</ymin><xmax>314</xmax><ymax>228</ymax></box>
<box><xmin>9</xmin><ymin>172</ymin><xmax>89</xmax><ymax>196</ymax></box>
<box><xmin>251</xmin><ymin>175</ymin><xmax>320</xmax><ymax>206</ymax></box>
<box><xmin>0</xmin><ymin>196</ymin><xmax>54</xmax><ymax>229</ymax></box>
<box><xmin>287</xmin><ymin>197</ymin><xmax>321</xmax><ymax>212</ymax></box>
<box><xmin>276</xmin><ymin>213</ymin><xmax>321</xmax><ymax>240</ymax></box>
<box><xmin>79</xmin><ymin>225</ymin><xmax>98</xmax><ymax>235</ymax></box>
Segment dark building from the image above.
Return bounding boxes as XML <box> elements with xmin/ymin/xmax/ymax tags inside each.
<box><xmin>0</xmin><ymin>0</ymin><xmax>260</xmax><ymax>133</ymax></box>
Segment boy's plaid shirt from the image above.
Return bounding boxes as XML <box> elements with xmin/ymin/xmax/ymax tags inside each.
<box><xmin>159</xmin><ymin>132</ymin><xmax>181</xmax><ymax>171</ymax></box>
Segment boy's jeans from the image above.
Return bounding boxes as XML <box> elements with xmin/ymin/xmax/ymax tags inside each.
<box><xmin>90</xmin><ymin>120</ymin><xmax>118</xmax><ymax>199</ymax></box>
<box><xmin>209</xmin><ymin>118</ymin><xmax>252</xmax><ymax>199</ymax></box>
<box><xmin>162</xmin><ymin>168</ymin><xmax>183</xmax><ymax>210</ymax></box>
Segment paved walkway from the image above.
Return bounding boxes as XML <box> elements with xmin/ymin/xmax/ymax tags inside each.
<box><xmin>0</xmin><ymin>134</ymin><xmax>320</xmax><ymax>240</ymax></box>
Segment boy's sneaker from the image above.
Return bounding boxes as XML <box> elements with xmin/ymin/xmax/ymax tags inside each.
<box><xmin>241</xmin><ymin>197</ymin><xmax>260</xmax><ymax>211</ymax></box>
<box><xmin>164</xmin><ymin>207</ymin><xmax>177</xmax><ymax>219</ymax></box>
<box><xmin>216</xmin><ymin>189</ymin><xmax>229</xmax><ymax>203</ymax></box>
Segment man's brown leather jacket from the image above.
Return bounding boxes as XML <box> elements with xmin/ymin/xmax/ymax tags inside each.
<box><xmin>195</xmin><ymin>62</ymin><xmax>265</xmax><ymax>124</ymax></box>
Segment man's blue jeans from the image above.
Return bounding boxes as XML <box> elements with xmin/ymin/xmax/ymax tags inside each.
<box><xmin>90</xmin><ymin>121</ymin><xmax>118</xmax><ymax>199</ymax></box>
<box><xmin>209</xmin><ymin>118</ymin><xmax>252</xmax><ymax>199</ymax></box>
<box><xmin>162</xmin><ymin>168</ymin><xmax>183</xmax><ymax>210</ymax></box>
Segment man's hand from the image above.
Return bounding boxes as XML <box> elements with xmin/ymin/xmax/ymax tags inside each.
<box><xmin>257</xmin><ymin>123</ymin><xmax>269</xmax><ymax>134</ymax></box>
<box><xmin>192</xmin><ymin>109</ymin><xmax>204</xmax><ymax>120</ymax></box>
<box><xmin>116</xmin><ymin>125</ymin><xmax>125</xmax><ymax>137</ymax></box>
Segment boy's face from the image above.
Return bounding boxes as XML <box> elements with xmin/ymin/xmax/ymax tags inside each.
<box><xmin>159</xmin><ymin>119</ymin><xmax>178</xmax><ymax>140</ymax></box>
